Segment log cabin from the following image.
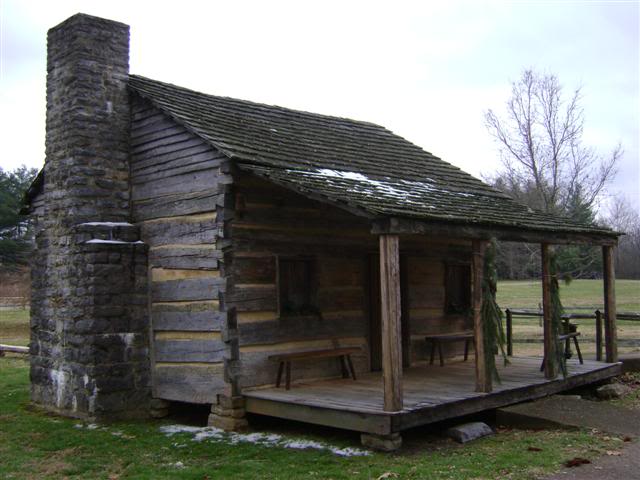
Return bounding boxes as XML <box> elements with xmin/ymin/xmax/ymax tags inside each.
<box><xmin>23</xmin><ymin>13</ymin><xmax>621</xmax><ymax>450</ymax></box>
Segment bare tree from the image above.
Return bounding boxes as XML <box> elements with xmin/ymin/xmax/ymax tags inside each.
<box><xmin>602</xmin><ymin>197</ymin><xmax>640</xmax><ymax>279</ymax></box>
<box><xmin>485</xmin><ymin>70</ymin><xmax>621</xmax><ymax>215</ymax></box>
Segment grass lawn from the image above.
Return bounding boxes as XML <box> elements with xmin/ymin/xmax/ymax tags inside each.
<box><xmin>0</xmin><ymin>357</ymin><xmax>629</xmax><ymax>480</ymax></box>
<box><xmin>0</xmin><ymin>307</ymin><xmax>30</xmax><ymax>346</ymax></box>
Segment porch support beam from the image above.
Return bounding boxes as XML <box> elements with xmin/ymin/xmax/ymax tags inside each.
<box><xmin>379</xmin><ymin>234</ymin><xmax>403</xmax><ymax>412</ymax></box>
<box><xmin>602</xmin><ymin>245</ymin><xmax>618</xmax><ymax>363</ymax></box>
<box><xmin>541</xmin><ymin>243</ymin><xmax>557</xmax><ymax>379</ymax></box>
<box><xmin>472</xmin><ymin>240</ymin><xmax>491</xmax><ymax>393</ymax></box>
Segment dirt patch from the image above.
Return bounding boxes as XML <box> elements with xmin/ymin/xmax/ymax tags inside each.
<box><xmin>26</xmin><ymin>447</ymin><xmax>79</xmax><ymax>479</ymax></box>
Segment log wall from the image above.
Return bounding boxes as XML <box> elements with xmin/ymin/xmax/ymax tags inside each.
<box><xmin>130</xmin><ymin>98</ymin><xmax>228</xmax><ymax>403</ymax></box>
<box><xmin>230</xmin><ymin>173</ymin><xmax>473</xmax><ymax>388</ymax></box>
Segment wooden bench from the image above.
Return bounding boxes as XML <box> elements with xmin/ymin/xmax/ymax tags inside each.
<box><xmin>424</xmin><ymin>332</ymin><xmax>474</xmax><ymax>366</ymax></box>
<box><xmin>540</xmin><ymin>331</ymin><xmax>583</xmax><ymax>371</ymax></box>
<box><xmin>269</xmin><ymin>347</ymin><xmax>360</xmax><ymax>390</ymax></box>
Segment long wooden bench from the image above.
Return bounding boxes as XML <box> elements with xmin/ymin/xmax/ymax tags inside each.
<box><xmin>269</xmin><ymin>347</ymin><xmax>360</xmax><ymax>390</ymax></box>
<box><xmin>424</xmin><ymin>332</ymin><xmax>474</xmax><ymax>366</ymax></box>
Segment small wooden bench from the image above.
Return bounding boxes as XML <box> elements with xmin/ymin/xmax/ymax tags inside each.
<box><xmin>424</xmin><ymin>332</ymin><xmax>474</xmax><ymax>367</ymax></box>
<box><xmin>540</xmin><ymin>331</ymin><xmax>583</xmax><ymax>371</ymax></box>
<box><xmin>269</xmin><ymin>347</ymin><xmax>360</xmax><ymax>390</ymax></box>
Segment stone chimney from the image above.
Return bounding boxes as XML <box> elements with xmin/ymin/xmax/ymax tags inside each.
<box><xmin>30</xmin><ymin>14</ymin><xmax>150</xmax><ymax>419</ymax></box>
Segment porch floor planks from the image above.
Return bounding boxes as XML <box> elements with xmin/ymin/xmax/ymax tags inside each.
<box><xmin>244</xmin><ymin>356</ymin><xmax>621</xmax><ymax>433</ymax></box>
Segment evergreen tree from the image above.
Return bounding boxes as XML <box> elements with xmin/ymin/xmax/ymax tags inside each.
<box><xmin>0</xmin><ymin>166</ymin><xmax>38</xmax><ymax>270</ymax></box>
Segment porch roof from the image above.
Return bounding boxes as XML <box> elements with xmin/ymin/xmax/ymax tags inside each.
<box><xmin>128</xmin><ymin>75</ymin><xmax>618</xmax><ymax>243</ymax></box>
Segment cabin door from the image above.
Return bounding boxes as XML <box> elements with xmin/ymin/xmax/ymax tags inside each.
<box><xmin>368</xmin><ymin>254</ymin><xmax>410</xmax><ymax>372</ymax></box>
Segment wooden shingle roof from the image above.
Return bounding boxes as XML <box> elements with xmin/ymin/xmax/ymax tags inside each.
<box><xmin>128</xmin><ymin>75</ymin><xmax>617</xmax><ymax>242</ymax></box>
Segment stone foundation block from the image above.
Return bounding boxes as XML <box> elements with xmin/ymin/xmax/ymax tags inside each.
<box><xmin>360</xmin><ymin>432</ymin><xmax>402</xmax><ymax>452</ymax></box>
<box><xmin>208</xmin><ymin>413</ymin><xmax>249</xmax><ymax>432</ymax></box>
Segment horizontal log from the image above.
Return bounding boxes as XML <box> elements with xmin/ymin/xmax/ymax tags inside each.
<box><xmin>141</xmin><ymin>213</ymin><xmax>217</xmax><ymax>246</ymax></box>
<box><xmin>152</xmin><ymin>301</ymin><xmax>224</xmax><ymax>331</ymax></box>
<box><xmin>227</xmin><ymin>285</ymin><xmax>278</xmax><ymax>312</ymax></box>
<box><xmin>373</xmin><ymin>218</ymin><xmax>618</xmax><ymax>246</ymax></box>
<box><xmin>133</xmin><ymin>190</ymin><xmax>222</xmax><ymax>221</ymax></box>
<box><xmin>153</xmin><ymin>364</ymin><xmax>225</xmax><ymax>404</ymax></box>
<box><xmin>151</xmin><ymin>277</ymin><xmax>224</xmax><ymax>302</ymax></box>
<box><xmin>149</xmin><ymin>247</ymin><xmax>220</xmax><ymax>270</ymax></box>
<box><xmin>133</xmin><ymin>148</ymin><xmax>224</xmax><ymax>177</ymax></box>
<box><xmin>132</xmin><ymin>168</ymin><xmax>220</xmax><ymax>202</ymax></box>
<box><xmin>408</xmin><ymin>286</ymin><xmax>445</xmax><ymax>309</ymax></box>
<box><xmin>238</xmin><ymin>315</ymin><xmax>366</xmax><ymax>346</ymax></box>
<box><xmin>132</xmin><ymin>157</ymin><xmax>222</xmax><ymax>185</ymax></box>
<box><xmin>317</xmin><ymin>287</ymin><xmax>364</xmax><ymax>311</ymax></box>
<box><xmin>0</xmin><ymin>344</ymin><xmax>29</xmax><ymax>354</ymax></box>
<box><xmin>154</xmin><ymin>338</ymin><xmax>226</xmax><ymax>363</ymax></box>
<box><xmin>152</xmin><ymin>268</ymin><xmax>219</xmax><ymax>282</ymax></box>
<box><xmin>233</xmin><ymin>256</ymin><xmax>276</xmax><ymax>284</ymax></box>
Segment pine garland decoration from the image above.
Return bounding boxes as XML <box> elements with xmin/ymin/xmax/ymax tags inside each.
<box><xmin>481</xmin><ymin>240</ymin><xmax>509</xmax><ymax>383</ymax></box>
<box><xmin>549</xmin><ymin>250</ymin><xmax>568</xmax><ymax>378</ymax></box>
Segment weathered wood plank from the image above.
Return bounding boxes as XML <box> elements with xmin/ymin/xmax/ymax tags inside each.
<box><xmin>132</xmin><ymin>158</ymin><xmax>222</xmax><ymax>185</ymax></box>
<box><xmin>151</xmin><ymin>277</ymin><xmax>224</xmax><ymax>302</ymax></box>
<box><xmin>153</xmin><ymin>364</ymin><xmax>225</xmax><ymax>404</ymax></box>
<box><xmin>233</xmin><ymin>256</ymin><xmax>276</xmax><ymax>283</ymax></box>
<box><xmin>133</xmin><ymin>190</ymin><xmax>222</xmax><ymax>221</ymax></box>
<box><xmin>244</xmin><ymin>397</ymin><xmax>391</xmax><ymax>435</ymax></box>
<box><xmin>149</xmin><ymin>247</ymin><xmax>220</xmax><ymax>270</ymax></box>
<box><xmin>238</xmin><ymin>316</ymin><xmax>366</xmax><ymax>346</ymax></box>
<box><xmin>141</xmin><ymin>214</ymin><xmax>217</xmax><ymax>246</ymax></box>
<box><xmin>154</xmin><ymin>339</ymin><xmax>226</xmax><ymax>363</ymax></box>
<box><xmin>152</xmin><ymin>302</ymin><xmax>224</xmax><ymax>331</ymax></box>
<box><xmin>379</xmin><ymin>234</ymin><xmax>403</xmax><ymax>412</ymax></box>
<box><xmin>602</xmin><ymin>245</ymin><xmax>618</xmax><ymax>363</ymax></box>
<box><xmin>227</xmin><ymin>285</ymin><xmax>278</xmax><ymax>312</ymax></box>
<box><xmin>132</xmin><ymin>168</ymin><xmax>220</xmax><ymax>201</ymax></box>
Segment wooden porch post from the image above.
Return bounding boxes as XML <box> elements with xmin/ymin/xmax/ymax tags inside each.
<box><xmin>602</xmin><ymin>245</ymin><xmax>618</xmax><ymax>363</ymax></box>
<box><xmin>541</xmin><ymin>244</ymin><xmax>557</xmax><ymax>379</ymax></box>
<box><xmin>379</xmin><ymin>234</ymin><xmax>403</xmax><ymax>411</ymax></box>
<box><xmin>472</xmin><ymin>240</ymin><xmax>491</xmax><ymax>393</ymax></box>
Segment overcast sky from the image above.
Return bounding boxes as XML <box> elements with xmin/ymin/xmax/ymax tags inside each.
<box><xmin>1</xmin><ymin>0</ymin><xmax>638</xmax><ymax>214</ymax></box>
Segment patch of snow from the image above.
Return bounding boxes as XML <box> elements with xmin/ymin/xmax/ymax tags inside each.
<box><xmin>315</xmin><ymin>168</ymin><xmax>368</xmax><ymax>182</ymax></box>
<box><xmin>289</xmin><ymin>168</ymin><xmax>476</xmax><ymax>206</ymax></box>
<box><xmin>78</xmin><ymin>222</ymin><xmax>134</xmax><ymax>227</ymax></box>
<box><xmin>84</xmin><ymin>239</ymin><xmax>145</xmax><ymax>245</ymax></box>
<box><xmin>160</xmin><ymin>424</ymin><xmax>370</xmax><ymax>457</ymax></box>
<box><xmin>86</xmin><ymin>423</ymin><xmax>99</xmax><ymax>430</ymax></box>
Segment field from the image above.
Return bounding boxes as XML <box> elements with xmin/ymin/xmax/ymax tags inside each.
<box><xmin>496</xmin><ymin>279</ymin><xmax>640</xmax><ymax>357</ymax></box>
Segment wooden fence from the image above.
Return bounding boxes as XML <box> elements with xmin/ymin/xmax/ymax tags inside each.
<box><xmin>504</xmin><ymin>308</ymin><xmax>640</xmax><ymax>361</ymax></box>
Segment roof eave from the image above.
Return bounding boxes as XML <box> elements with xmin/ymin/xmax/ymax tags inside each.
<box><xmin>372</xmin><ymin>217</ymin><xmax>619</xmax><ymax>246</ymax></box>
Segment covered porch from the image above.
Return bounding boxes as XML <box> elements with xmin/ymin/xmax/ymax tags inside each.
<box><xmin>244</xmin><ymin>356</ymin><xmax>621</xmax><ymax>437</ymax></box>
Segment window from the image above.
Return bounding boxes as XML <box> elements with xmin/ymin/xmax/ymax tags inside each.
<box><xmin>445</xmin><ymin>263</ymin><xmax>471</xmax><ymax>314</ymax></box>
<box><xmin>278</xmin><ymin>257</ymin><xmax>318</xmax><ymax>316</ymax></box>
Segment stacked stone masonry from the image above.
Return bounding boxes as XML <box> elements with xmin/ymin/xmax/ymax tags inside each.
<box><xmin>30</xmin><ymin>14</ymin><xmax>151</xmax><ymax>420</ymax></box>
